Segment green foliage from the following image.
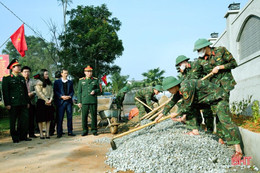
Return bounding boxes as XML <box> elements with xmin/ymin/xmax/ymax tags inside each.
<box><xmin>2</xmin><ymin>36</ymin><xmax>58</xmax><ymax>79</ymax></box>
<box><xmin>0</xmin><ymin>102</ymin><xmax>9</xmax><ymax>118</ymax></box>
<box><xmin>142</xmin><ymin>67</ymin><xmax>165</xmax><ymax>86</ymax></box>
<box><xmin>0</xmin><ymin>117</ymin><xmax>9</xmax><ymax>132</ymax></box>
<box><xmin>58</xmin><ymin>4</ymin><xmax>124</xmax><ymax>79</ymax></box>
<box><xmin>230</xmin><ymin>95</ymin><xmax>252</xmax><ymax>115</ymax></box>
<box><xmin>110</xmin><ymin>72</ymin><xmax>129</xmax><ymax>94</ymax></box>
<box><xmin>252</xmin><ymin>100</ymin><xmax>260</xmax><ymax>123</ymax></box>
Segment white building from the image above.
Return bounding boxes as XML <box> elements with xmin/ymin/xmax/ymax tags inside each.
<box><xmin>211</xmin><ymin>0</ymin><xmax>260</xmax><ymax>110</ymax></box>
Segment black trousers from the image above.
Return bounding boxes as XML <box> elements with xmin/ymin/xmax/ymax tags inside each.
<box><xmin>28</xmin><ymin>104</ymin><xmax>36</xmax><ymax>136</ymax></box>
<box><xmin>9</xmin><ymin>105</ymin><xmax>29</xmax><ymax>141</ymax></box>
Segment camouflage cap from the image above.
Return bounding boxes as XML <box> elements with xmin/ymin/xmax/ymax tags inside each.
<box><xmin>153</xmin><ymin>85</ymin><xmax>163</xmax><ymax>92</ymax></box>
<box><xmin>120</xmin><ymin>86</ymin><xmax>129</xmax><ymax>93</ymax></box>
<box><xmin>162</xmin><ymin>76</ymin><xmax>181</xmax><ymax>90</ymax></box>
<box><xmin>193</xmin><ymin>38</ymin><xmax>212</xmax><ymax>52</ymax></box>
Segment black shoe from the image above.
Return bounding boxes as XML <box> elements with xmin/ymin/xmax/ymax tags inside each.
<box><xmin>49</xmin><ymin>132</ymin><xmax>54</xmax><ymax>136</ymax></box>
<box><xmin>40</xmin><ymin>137</ymin><xmax>45</xmax><ymax>139</ymax></box>
<box><xmin>13</xmin><ymin>139</ymin><xmax>19</xmax><ymax>143</ymax></box>
<box><xmin>68</xmin><ymin>133</ymin><xmax>76</xmax><ymax>136</ymax></box>
<box><xmin>21</xmin><ymin>138</ymin><xmax>32</xmax><ymax>141</ymax></box>
<box><xmin>93</xmin><ymin>132</ymin><xmax>98</xmax><ymax>136</ymax></box>
<box><xmin>29</xmin><ymin>134</ymin><xmax>37</xmax><ymax>138</ymax></box>
<box><xmin>62</xmin><ymin>132</ymin><xmax>65</xmax><ymax>135</ymax></box>
<box><xmin>57</xmin><ymin>134</ymin><xmax>62</xmax><ymax>138</ymax></box>
<box><xmin>81</xmin><ymin>132</ymin><xmax>88</xmax><ymax>136</ymax></box>
<box><xmin>46</xmin><ymin>136</ymin><xmax>50</xmax><ymax>139</ymax></box>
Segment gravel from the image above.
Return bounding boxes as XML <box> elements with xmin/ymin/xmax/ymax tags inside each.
<box><xmin>105</xmin><ymin>119</ymin><xmax>241</xmax><ymax>173</ymax></box>
<box><xmin>93</xmin><ymin>137</ymin><xmax>111</xmax><ymax>144</ymax></box>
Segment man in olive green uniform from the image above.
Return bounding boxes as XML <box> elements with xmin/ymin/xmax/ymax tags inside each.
<box><xmin>115</xmin><ymin>86</ymin><xmax>128</xmax><ymax>121</ymax></box>
<box><xmin>135</xmin><ymin>85</ymin><xmax>163</xmax><ymax>118</ymax></box>
<box><xmin>193</xmin><ymin>38</ymin><xmax>238</xmax><ymax>142</ymax></box>
<box><xmin>2</xmin><ymin>59</ymin><xmax>30</xmax><ymax>143</ymax></box>
<box><xmin>78</xmin><ymin>65</ymin><xmax>100</xmax><ymax>136</ymax></box>
<box><xmin>156</xmin><ymin>77</ymin><xmax>243</xmax><ymax>158</ymax></box>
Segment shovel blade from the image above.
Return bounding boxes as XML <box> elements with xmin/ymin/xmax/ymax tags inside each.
<box><xmin>110</xmin><ymin>140</ymin><xmax>117</xmax><ymax>150</ymax></box>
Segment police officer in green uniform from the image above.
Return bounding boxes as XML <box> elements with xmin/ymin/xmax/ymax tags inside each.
<box><xmin>2</xmin><ymin>59</ymin><xmax>31</xmax><ymax>143</ymax></box>
<box><xmin>156</xmin><ymin>76</ymin><xmax>243</xmax><ymax>159</ymax></box>
<box><xmin>78</xmin><ymin>65</ymin><xmax>100</xmax><ymax>136</ymax></box>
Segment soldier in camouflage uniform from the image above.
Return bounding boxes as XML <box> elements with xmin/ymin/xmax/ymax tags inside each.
<box><xmin>193</xmin><ymin>38</ymin><xmax>238</xmax><ymax>143</ymax></box>
<box><xmin>135</xmin><ymin>85</ymin><xmax>163</xmax><ymax>118</ymax></box>
<box><xmin>193</xmin><ymin>38</ymin><xmax>237</xmax><ymax>95</ymax></box>
<box><xmin>115</xmin><ymin>86</ymin><xmax>128</xmax><ymax>121</ymax></box>
<box><xmin>156</xmin><ymin>76</ymin><xmax>243</xmax><ymax>158</ymax></box>
<box><xmin>171</xmin><ymin>55</ymin><xmax>203</xmax><ymax>133</ymax></box>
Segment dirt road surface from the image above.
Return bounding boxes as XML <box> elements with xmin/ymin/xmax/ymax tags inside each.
<box><xmin>0</xmin><ymin>115</ymin><xmax>116</xmax><ymax>173</ymax></box>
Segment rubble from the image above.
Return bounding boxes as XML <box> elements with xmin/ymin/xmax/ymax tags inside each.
<box><xmin>106</xmin><ymin>119</ymin><xmax>237</xmax><ymax>173</ymax></box>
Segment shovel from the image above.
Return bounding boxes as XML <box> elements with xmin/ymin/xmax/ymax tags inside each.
<box><xmin>110</xmin><ymin>113</ymin><xmax>179</xmax><ymax>150</ymax></box>
<box><xmin>111</xmin><ymin>72</ymin><xmax>214</xmax><ymax>150</ymax></box>
<box><xmin>135</xmin><ymin>97</ymin><xmax>153</xmax><ymax>111</ymax></box>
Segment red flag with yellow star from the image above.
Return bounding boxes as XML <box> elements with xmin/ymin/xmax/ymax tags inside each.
<box><xmin>10</xmin><ymin>24</ymin><xmax>28</xmax><ymax>57</ymax></box>
<box><xmin>101</xmin><ymin>75</ymin><xmax>107</xmax><ymax>85</ymax></box>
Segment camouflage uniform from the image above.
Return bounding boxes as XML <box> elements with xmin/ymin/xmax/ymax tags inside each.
<box><xmin>163</xmin><ymin>60</ymin><xmax>204</xmax><ymax>130</ymax></box>
<box><xmin>115</xmin><ymin>91</ymin><xmax>126</xmax><ymax>109</ymax></box>
<box><xmin>178</xmin><ymin>79</ymin><xmax>240</xmax><ymax>145</ymax></box>
<box><xmin>135</xmin><ymin>87</ymin><xmax>158</xmax><ymax>118</ymax></box>
<box><xmin>195</xmin><ymin>46</ymin><xmax>237</xmax><ymax>93</ymax></box>
<box><xmin>195</xmin><ymin>46</ymin><xmax>238</xmax><ymax>137</ymax></box>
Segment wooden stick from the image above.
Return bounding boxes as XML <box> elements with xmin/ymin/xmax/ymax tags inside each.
<box><xmin>135</xmin><ymin>97</ymin><xmax>152</xmax><ymax>111</ymax></box>
<box><xmin>201</xmin><ymin>72</ymin><xmax>213</xmax><ymax>81</ymax></box>
<box><xmin>140</xmin><ymin>98</ymin><xmax>171</xmax><ymax>120</ymax></box>
<box><xmin>149</xmin><ymin>109</ymin><xmax>164</xmax><ymax>120</ymax></box>
<box><xmin>113</xmin><ymin>113</ymin><xmax>179</xmax><ymax>140</ymax></box>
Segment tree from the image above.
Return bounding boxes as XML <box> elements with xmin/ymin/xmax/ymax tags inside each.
<box><xmin>110</xmin><ymin>72</ymin><xmax>129</xmax><ymax>94</ymax></box>
<box><xmin>142</xmin><ymin>67</ymin><xmax>165</xmax><ymax>86</ymax></box>
<box><xmin>58</xmin><ymin>4</ymin><xmax>124</xmax><ymax>78</ymax></box>
<box><xmin>57</xmin><ymin>0</ymin><xmax>73</xmax><ymax>36</ymax></box>
<box><xmin>2</xmin><ymin>36</ymin><xmax>57</xmax><ymax>78</ymax></box>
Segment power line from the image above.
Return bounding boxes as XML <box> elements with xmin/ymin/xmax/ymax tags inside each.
<box><xmin>0</xmin><ymin>1</ymin><xmax>57</xmax><ymax>64</ymax></box>
<box><xmin>0</xmin><ymin>1</ymin><xmax>48</xmax><ymax>48</ymax></box>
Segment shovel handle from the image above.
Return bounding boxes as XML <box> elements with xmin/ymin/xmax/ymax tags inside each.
<box><xmin>140</xmin><ymin>98</ymin><xmax>171</xmax><ymax>120</ymax></box>
<box><xmin>135</xmin><ymin>97</ymin><xmax>153</xmax><ymax>111</ymax></box>
<box><xmin>113</xmin><ymin>113</ymin><xmax>179</xmax><ymax>140</ymax></box>
<box><xmin>201</xmin><ymin>72</ymin><xmax>214</xmax><ymax>81</ymax></box>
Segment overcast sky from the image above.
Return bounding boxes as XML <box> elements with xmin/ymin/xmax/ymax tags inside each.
<box><xmin>0</xmin><ymin>0</ymin><xmax>248</xmax><ymax>80</ymax></box>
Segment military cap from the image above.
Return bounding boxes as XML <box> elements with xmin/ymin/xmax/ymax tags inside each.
<box><xmin>162</xmin><ymin>76</ymin><xmax>181</xmax><ymax>90</ymax></box>
<box><xmin>175</xmin><ymin>55</ymin><xmax>190</xmax><ymax>66</ymax></box>
<box><xmin>33</xmin><ymin>73</ymin><xmax>40</xmax><ymax>79</ymax></box>
<box><xmin>7</xmin><ymin>59</ymin><xmax>21</xmax><ymax>69</ymax></box>
<box><xmin>153</xmin><ymin>85</ymin><xmax>163</xmax><ymax>92</ymax></box>
<box><xmin>120</xmin><ymin>86</ymin><xmax>129</xmax><ymax>93</ymax></box>
<box><xmin>193</xmin><ymin>38</ymin><xmax>212</xmax><ymax>52</ymax></box>
<box><xmin>84</xmin><ymin>65</ymin><xmax>93</xmax><ymax>71</ymax></box>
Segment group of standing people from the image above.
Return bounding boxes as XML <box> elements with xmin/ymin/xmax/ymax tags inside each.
<box><xmin>1</xmin><ymin>59</ymin><xmax>76</xmax><ymax>143</ymax></box>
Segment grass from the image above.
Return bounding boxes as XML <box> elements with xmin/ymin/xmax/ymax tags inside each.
<box><xmin>0</xmin><ymin>117</ymin><xmax>10</xmax><ymax>137</ymax></box>
<box><xmin>232</xmin><ymin>114</ymin><xmax>260</xmax><ymax>133</ymax></box>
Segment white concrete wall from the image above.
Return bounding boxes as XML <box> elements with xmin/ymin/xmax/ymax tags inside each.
<box><xmin>213</xmin><ymin>0</ymin><xmax>260</xmax><ymax>106</ymax></box>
